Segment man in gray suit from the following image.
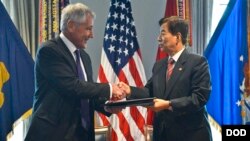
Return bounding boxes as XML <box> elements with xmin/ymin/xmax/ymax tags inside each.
<box><xmin>119</xmin><ymin>16</ymin><xmax>213</xmax><ymax>141</ymax></box>
<box><xmin>25</xmin><ymin>3</ymin><xmax>124</xmax><ymax>141</ymax></box>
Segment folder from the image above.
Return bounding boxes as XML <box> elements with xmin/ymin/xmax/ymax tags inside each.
<box><xmin>104</xmin><ymin>97</ymin><xmax>155</xmax><ymax>108</ymax></box>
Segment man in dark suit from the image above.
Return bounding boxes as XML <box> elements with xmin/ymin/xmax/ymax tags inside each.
<box><xmin>25</xmin><ymin>3</ymin><xmax>124</xmax><ymax>141</ymax></box>
<box><xmin>119</xmin><ymin>16</ymin><xmax>213</xmax><ymax>141</ymax></box>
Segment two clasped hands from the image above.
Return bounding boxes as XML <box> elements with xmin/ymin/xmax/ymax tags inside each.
<box><xmin>111</xmin><ymin>82</ymin><xmax>130</xmax><ymax>100</ymax></box>
<box><xmin>110</xmin><ymin>82</ymin><xmax>172</xmax><ymax>113</ymax></box>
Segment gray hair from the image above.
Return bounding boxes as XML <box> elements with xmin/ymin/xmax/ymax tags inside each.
<box><xmin>60</xmin><ymin>3</ymin><xmax>96</xmax><ymax>32</ymax></box>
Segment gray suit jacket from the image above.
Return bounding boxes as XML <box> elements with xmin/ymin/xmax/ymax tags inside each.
<box><xmin>130</xmin><ymin>49</ymin><xmax>212</xmax><ymax>141</ymax></box>
<box><xmin>25</xmin><ymin>37</ymin><xmax>110</xmax><ymax>141</ymax></box>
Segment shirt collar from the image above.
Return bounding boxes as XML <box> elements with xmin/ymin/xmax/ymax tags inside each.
<box><xmin>169</xmin><ymin>47</ymin><xmax>185</xmax><ymax>62</ymax></box>
<box><xmin>60</xmin><ymin>33</ymin><xmax>78</xmax><ymax>55</ymax></box>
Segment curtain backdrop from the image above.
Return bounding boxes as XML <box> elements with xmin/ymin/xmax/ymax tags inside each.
<box><xmin>1</xmin><ymin>0</ymin><xmax>39</xmax><ymax>59</ymax></box>
<box><xmin>189</xmin><ymin>0</ymin><xmax>213</xmax><ymax>55</ymax></box>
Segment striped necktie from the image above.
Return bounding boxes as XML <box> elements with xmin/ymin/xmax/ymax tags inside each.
<box><xmin>167</xmin><ymin>58</ymin><xmax>175</xmax><ymax>80</ymax></box>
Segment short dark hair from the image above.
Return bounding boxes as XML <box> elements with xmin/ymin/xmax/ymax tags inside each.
<box><xmin>159</xmin><ymin>16</ymin><xmax>189</xmax><ymax>45</ymax></box>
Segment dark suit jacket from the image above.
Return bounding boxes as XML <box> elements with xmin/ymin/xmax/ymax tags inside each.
<box><xmin>130</xmin><ymin>49</ymin><xmax>213</xmax><ymax>141</ymax></box>
<box><xmin>25</xmin><ymin>37</ymin><xmax>111</xmax><ymax>141</ymax></box>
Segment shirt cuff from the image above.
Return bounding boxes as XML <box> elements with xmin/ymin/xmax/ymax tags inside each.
<box><xmin>109</xmin><ymin>83</ymin><xmax>112</xmax><ymax>99</ymax></box>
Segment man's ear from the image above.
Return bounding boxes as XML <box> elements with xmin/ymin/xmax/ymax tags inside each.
<box><xmin>67</xmin><ymin>20</ymin><xmax>75</xmax><ymax>32</ymax></box>
<box><xmin>176</xmin><ymin>32</ymin><xmax>181</xmax><ymax>39</ymax></box>
<box><xmin>176</xmin><ymin>32</ymin><xmax>182</xmax><ymax>42</ymax></box>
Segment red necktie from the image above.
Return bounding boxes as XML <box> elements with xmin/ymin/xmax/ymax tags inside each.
<box><xmin>167</xmin><ymin>58</ymin><xmax>175</xmax><ymax>80</ymax></box>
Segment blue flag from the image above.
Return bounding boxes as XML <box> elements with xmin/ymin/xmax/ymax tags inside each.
<box><xmin>204</xmin><ymin>0</ymin><xmax>247</xmax><ymax>125</ymax></box>
<box><xmin>0</xmin><ymin>2</ymin><xmax>35</xmax><ymax>141</ymax></box>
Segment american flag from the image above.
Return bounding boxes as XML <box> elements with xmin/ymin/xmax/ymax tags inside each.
<box><xmin>96</xmin><ymin>0</ymin><xmax>150</xmax><ymax>140</ymax></box>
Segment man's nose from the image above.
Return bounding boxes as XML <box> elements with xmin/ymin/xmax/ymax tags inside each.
<box><xmin>157</xmin><ymin>35</ymin><xmax>162</xmax><ymax>42</ymax></box>
<box><xmin>90</xmin><ymin>32</ymin><xmax>94</xmax><ymax>38</ymax></box>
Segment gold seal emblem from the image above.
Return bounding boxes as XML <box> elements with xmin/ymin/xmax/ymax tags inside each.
<box><xmin>0</xmin><ymin>62</ymin><xmax>10</xmax><ymax>108</ymax></box>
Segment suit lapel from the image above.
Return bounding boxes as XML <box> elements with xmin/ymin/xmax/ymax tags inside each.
<box><xmin>165</xmin><ymin>49</ymin><xmax>188</xmax><ymax>98</ymax></box>
<box><xmin>56</xmin><ymin>37</ymin><xmax>92</xmax><ymax>82</ymax></box>
<box><xmin>56</xmin><ymin>37</ymin><xmax>78</xmax><ymax>75</ymax></box>
<box><xmin>152</xmin><ymin>58</ymin><xmax>168</xmax><ymax>98</ymax></box>
<box><xmin>158</xmin><ymin>59</ymin><xmax>168</xmax><ymax>98</ymax></box>
<box><xmin>79</xmin><ymin>50</ymin><xmax>93</xmax><ymax>82</ymax></box>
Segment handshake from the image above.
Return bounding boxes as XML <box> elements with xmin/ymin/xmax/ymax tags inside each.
<box><xmin>110</xmin><ymin>82</ymin><xmax>172</xmax><ymax>112</ymax></box>
<box><xmin>111</xmin><ymin>82</ymin><xmax>131</xmax><ymax>101</ymax></box>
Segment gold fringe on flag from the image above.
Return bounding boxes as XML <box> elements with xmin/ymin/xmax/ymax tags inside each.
<box><xmin>38</xmin><ymin>0</ymin><xmax>69</xmax><ymax>46</ymax></box>
<box><xmin>52</xmin><ymin>0</ymin><xmax>59</xmax><ymax>36</ymax></box>
<box><xmin>177</xmin><ymin>0</ymin><xmax>185</xmax><ymax>18</ymax></box>
<box><xmin>39</xmin><ymin>0</ymin><xmax>48</xmax><ymax>44</ymax></box>
<box><xmin>208</xmin><ymin>114</ymin><xmax>221</xmax><ymax>133</ymax></box>
<box><xmin>176</xmin><ymin>0</ymin><xmax>192</xmax><ymax>47</ymax></box>
<box><xmin>185</xmin><ymin>0</ymin><xmax>192</xmax><ymax>46</ymax></box>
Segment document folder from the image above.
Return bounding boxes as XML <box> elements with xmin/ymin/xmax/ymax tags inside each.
<box><xmin>104</xmin><ymin>97</ymin><xmax>155</xmax><ymax>108</ymax></box>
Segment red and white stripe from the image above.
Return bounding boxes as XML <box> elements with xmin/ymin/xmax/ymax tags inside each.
<box><xmin>97</xmin><ymin>48</ymin><xmax>149</xmax><ymax>141</ymax></box>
